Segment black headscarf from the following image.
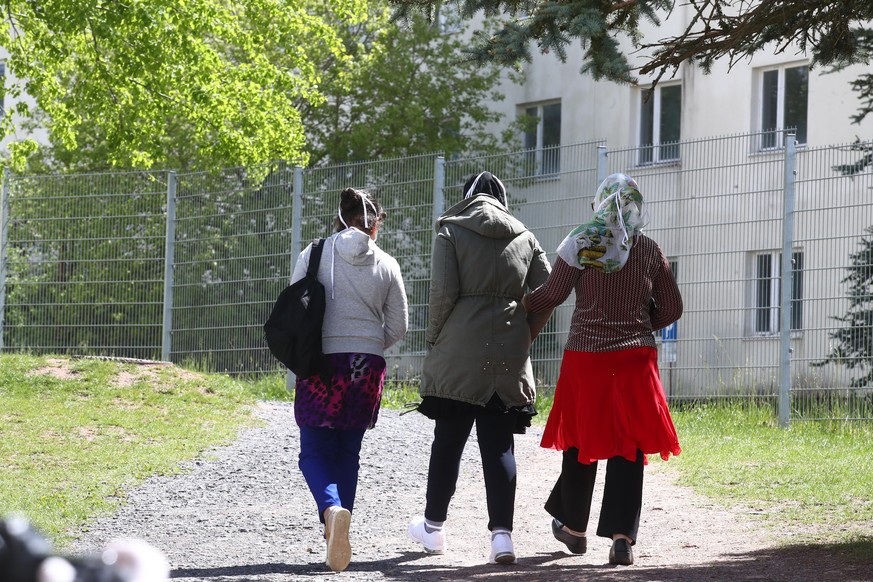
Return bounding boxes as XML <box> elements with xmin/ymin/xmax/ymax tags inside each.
<box><xmin>463</xmin><ymin>171</ymin><xmax>508</xmax><ymax>208</ymax></box>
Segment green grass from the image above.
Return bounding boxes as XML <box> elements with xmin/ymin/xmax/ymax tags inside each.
<box><xmin>0</xmin><ymin>354</ymin><xmax>258</xmax><ymax>544</ymax></box>
<box><xmin>2</xmin><ymin>354</ymin><xmax>871</xmax><ymax>564</ymax></box>
<box><xmin>662</xmin><ymin>400</ymin><xmax>873</xmax><ymax>557</ymax></box>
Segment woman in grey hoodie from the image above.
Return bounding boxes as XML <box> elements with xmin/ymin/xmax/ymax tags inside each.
<box><xmin>290</xmin><ymin>188</ymin><xmax>408</xmax><ymax>572</ymax></box>
<box><xmin>408</xmin><ymin>172</ymin><xmax>551</xmax><ymax>564</ymax></box>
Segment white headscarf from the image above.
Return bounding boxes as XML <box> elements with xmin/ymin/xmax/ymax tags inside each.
<box><xmin>556</xmin><ymin>173</ymin><xmax>649</xmax><ymax>272</ymax></box>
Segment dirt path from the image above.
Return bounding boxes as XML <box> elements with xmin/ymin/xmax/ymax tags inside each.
<box><xmin>71</xmin><ymin>402</ymin><xmax>872</xmax><ymax>581</ymax></box>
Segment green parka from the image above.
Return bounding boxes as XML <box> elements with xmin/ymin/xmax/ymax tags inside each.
<box><xmin>421</xmin><ymin>194</ymin><xmax>552</xmax><ymax>408</ymax></box>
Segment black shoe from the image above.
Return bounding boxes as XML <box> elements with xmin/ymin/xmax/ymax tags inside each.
<box><xmin>551</xmin><ymin>518</ymin><xmax>587</xmax><ymax>554</ymax></box>
<box><xmin>609</xmin><ymin>538</ymin><xmax>633</xmax><ymax>565</ymax></box>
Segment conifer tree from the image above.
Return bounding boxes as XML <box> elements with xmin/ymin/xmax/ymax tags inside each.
<box><xmin>814</xmin><ymin>226</ymin><xmax>873</xmax><ymax>387</ymax></box>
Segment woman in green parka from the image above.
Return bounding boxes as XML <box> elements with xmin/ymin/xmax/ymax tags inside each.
<box><xmin>408</xmin><ymin>171</ymin><xmax>552</xmax><ymax>565</ymax></box>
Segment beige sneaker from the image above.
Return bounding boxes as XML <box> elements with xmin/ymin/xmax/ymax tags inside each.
<box><xmin>324</xmin><ymin>506</ymin><xmax>352</xmax><ymax>572</ymax></box>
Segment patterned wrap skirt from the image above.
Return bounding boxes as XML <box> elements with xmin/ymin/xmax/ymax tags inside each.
<box><xmin>293</xmin><ymin>353</ymin><xmax>387</xmax><ymax>431</ymax></box>
<box><xmin>541</xmin><ymin>347</ymin><xmax>681</xmax><ymax>464</ymax></box>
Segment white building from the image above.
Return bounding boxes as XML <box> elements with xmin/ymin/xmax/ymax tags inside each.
<box><xmin>483</xmin><ymin>6</ymin><xmax>873</xmax><ymax>153</ymax></box>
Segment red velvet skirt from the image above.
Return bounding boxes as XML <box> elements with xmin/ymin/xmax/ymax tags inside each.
<box><xmin>541</xmin><ymin>347</ymin><xmax>681</xmax><ymax>464</ymax></box>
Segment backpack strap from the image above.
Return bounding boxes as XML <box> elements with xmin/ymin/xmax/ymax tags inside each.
<box><xmin>307</xmin><ymin>239</ymin><xmax>325</xmax><ymax>277</ymax></box>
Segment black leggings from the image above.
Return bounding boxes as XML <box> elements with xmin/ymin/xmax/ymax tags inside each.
<box><xmin>424</xmin><ymin>410</ymin><xmax>518</xmax><ymax>531</ymax></box>
<box><xmin>545</xmin><ymin>447</ymin><xmax>644</xmax><ymax>542</ymax></box>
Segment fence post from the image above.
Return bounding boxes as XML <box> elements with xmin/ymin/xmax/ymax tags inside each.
<box><xmin>0</xmin><ymin>168</ymin><xmax>9</xmax><ymax>351</ymax></box>
<box><xmin>433</xmin><ymin>156</ymin><xmax>445</xmax><ymax>224</ymax></box>
<box><xmin>291</xmin><ymin>166</ymin><xmax>304</xmax><ymax>271</ymax></box>
<box><xmin>286</xmin><ymin>166</ymin><xmax>305</xmax><ymax>391</ymax></box>
<box><xmin>597</xmin><ymin>145</ymin><xmax>608</xmax><ymax>184</ymax></box>
<box><xmin>779</xmin><ymin>134</ymin><xmax>797</xmax><ymax>428</ymax></box>
<box><xmin>161</xmin><ymin>172</ymin><xmax>177</xmax><ymax>363</ymax></box>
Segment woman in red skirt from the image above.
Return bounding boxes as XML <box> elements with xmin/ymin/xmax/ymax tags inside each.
<box><xmin>524</xmin><ymin>173</ymin><xmax>682</xmax><ymax>566</ymax></box>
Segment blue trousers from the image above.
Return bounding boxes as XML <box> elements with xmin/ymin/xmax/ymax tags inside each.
<box><xmin>298</xmin><ymin>426</ymin><xmax>367</xmax><ymax>523</ymax></box>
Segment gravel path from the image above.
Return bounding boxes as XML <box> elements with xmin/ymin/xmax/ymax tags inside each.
<box><xmin>71</xmin><ymin>401</ymin><xmax>872</xmax><ymax>581</ymax></box>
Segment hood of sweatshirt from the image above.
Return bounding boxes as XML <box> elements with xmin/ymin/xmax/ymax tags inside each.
<box><xmin>325</xmin><ymin>227</ymin><xmax>377</xmax><ymax>299</ymax></box>
<box><xmin>332</xmin><ymin>227</ymin><xmax>376</xmax><ymax>265</ymax></box>
<box><xmin>437</xmin><ymin>194</ymin><xmax>527</xmax><ymax>239</ymax></box>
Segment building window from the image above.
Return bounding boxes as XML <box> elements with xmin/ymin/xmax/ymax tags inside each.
<box><xmin>759</xmin><ymin>64</ymin><xmax>808</xmax><ymax>149</ymax></box>
<box><xmin>659</xmin><ymin>259</ymin><xmax>679</xmax><ymax>364</ymax></box>
<box><xmin>639</xmin><ymin>84</ymin><xmax>681</xmax><ymax>164</ymax></box>
<box><xmin>753</xmin><ymin>251</ymin><xmax>804</xmax><ymax>334</ymax></box>
<box><xmin>521</xmin><ymin>101</ymin><xmax>561</xmax><ymax>176</ymax></box>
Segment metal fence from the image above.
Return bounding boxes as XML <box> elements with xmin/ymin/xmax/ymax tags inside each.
<box><xmin>2</xmin><ymin>132</ymin><xmax>872</xmax><ymax>423</ymax></box>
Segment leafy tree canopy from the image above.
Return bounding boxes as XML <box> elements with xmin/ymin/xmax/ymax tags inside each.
<box><xmin>390</xmin><ymin>1</ymin><xmax>873</xmax><ymax>123</ymax></box>
<box><xmin>301</xmin><ymin>2</ymin><xmax>516</xmax><ymax>166</ymax></box>
<box><xmin>0</xmin><ymin>0</ymin><xmax>368</xmax><ymax>170</ymax></box>
<box><xmin>20</xmin><ymin>0</ymin><xmax>516</xmax><ymax>172</ymax></box>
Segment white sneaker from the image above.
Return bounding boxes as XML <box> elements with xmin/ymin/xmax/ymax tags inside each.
<box><xmin>489</xmin><ymin>530</ymin><xmax>516</xmax><ymax>564</ymax></box>
<box><xmin>408</xmin><ymin>516</ymin><xmax>446</xmax><ymax>554</ymax></box>
<box><xmin>324</xmin><ymin>506</ymin><xmax>352</xmax><ymax>572</ymax></box>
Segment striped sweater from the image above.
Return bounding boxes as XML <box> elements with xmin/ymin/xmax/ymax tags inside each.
<box><xmin>526</xmin><ymin>234</ymin><xmax>682</xmax><ymax>352</ymax></box>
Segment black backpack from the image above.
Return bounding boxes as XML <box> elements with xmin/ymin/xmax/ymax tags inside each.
<box><xmin>264</xmin><ymin>239</ymin><xmax>326</xmax><ymax>377</ymax></box>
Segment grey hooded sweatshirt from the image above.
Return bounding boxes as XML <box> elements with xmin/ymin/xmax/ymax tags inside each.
<box><xmin>291</xmin><ymin>228</ymin><xmax>408</xmax><ymax>356</ymax></box>
<box><xmin>421</xmin><ymin>194</ymin><xmax>551</xmax><ymax>408</ymax></box>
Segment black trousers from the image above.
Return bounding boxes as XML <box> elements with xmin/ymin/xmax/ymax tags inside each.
<box><xmin>545</xmin><ymin>447</ymin><xmax>644</xmax><ymax>542</ymax></box>
<box><xmin>424</xmin><ymin>410</ymin><xmax>518</xmax><ymax>531</ymax></box>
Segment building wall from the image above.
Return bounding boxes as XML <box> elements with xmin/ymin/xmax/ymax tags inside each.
<box><xmin>484</xmin><ymin>12</ymin><xmax>873</xmax><ymax>150</ymax></box>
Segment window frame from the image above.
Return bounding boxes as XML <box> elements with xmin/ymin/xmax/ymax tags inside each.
<box><xmin>750</xmin><ymin>250</ymin><xmax>804</xmax><ymax>335</ymax></box>
<box><xmin>756</xmin><ymin>63</ymin><xmax>809</xmax><ymax>150</ymax></box>
<box><xmin>520</xmin><ymin>101</ymin><xmax>561</xmax><ymax>177</ymax></box>
<box><xmin>637</xmin><ymin>82</ymin><xmax>682</xmax><ymax>166</ymax></box>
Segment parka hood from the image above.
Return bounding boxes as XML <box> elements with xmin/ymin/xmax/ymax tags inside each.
<box><xmin>437</xmin><ymin>194</ymin><xmax>527</xmax><ymax>239</ymax></box>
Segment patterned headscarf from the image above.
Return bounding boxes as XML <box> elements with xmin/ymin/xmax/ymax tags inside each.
<box><xmin>556</xmin><ymin>173</ymin><xmax>648</xmax><ymax>273</ymax></box>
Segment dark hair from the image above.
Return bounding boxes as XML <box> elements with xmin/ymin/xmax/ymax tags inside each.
<box><xmin>334</xmin><ymin>188</ymin><xmax>386</xmax><ymax>234</ymax></box>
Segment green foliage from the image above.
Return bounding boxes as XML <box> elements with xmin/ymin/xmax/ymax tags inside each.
<box><xmin>0</xmin><ymin>0</ymin><xmax>368</xmax><ymax>170</ymax></box>
<box><xmin>381</xmin><ymin>380</ymin><xmax>422</xmax><ymax>409</ymax></box>
<box><xmin>169</xmin><ymin>164</ymin><xmax>299</xmax><ymax>374</ymax></box>
<box><xmin>391</xmin><ymin>0</ymin><xmax>672</xmax><ymax>82</ymax></box>
<box><xmin>2</xmin><ymin>172</ymin><xmax>169</xmax><ymax>358</ymax></box>
<box><xmin>0</xmin><ymin>354</ymin><xmax>257</xmax><ymax>542</ymax></box>
<box><xmin>1</xmin><ymin>165</ymin><xmax>302</xmax><ymax>375</ymax></box>
<box><xmin>15</xmin><ymin>0</ymin><xmax>518</xmax><ymax>173</ymax></box>
<box><xmin>813</xmin><ymin>226</ymin><xmax>873</xmax><ymax>387</ymax></box>
<box><xmin>237</xmin><ymin>371</ymin><xmax>293</xmax><ymax>401</ymax></box>
<box><xmin>302</xmin><ymin>2</ymin><xmax>517</xmax><ymax>166</ymax></box>
<box><xmin>670</xmin><ymin>400</ymin><xmax>873</xmax><ymax>542</ymax></box>
<box><xmin>832</xmin><ymin>139</ymin><xmax>873</xmax><ymax>176</ymax></box>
